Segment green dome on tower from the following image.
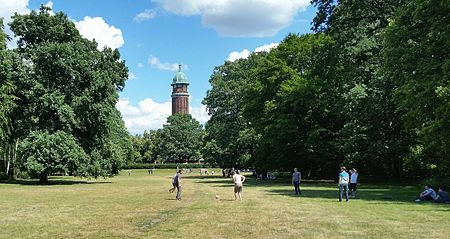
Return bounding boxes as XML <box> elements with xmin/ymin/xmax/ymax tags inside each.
<box><xmin>172</xmin><ymin>64</ymin><xmax>189</xmax><ymax>85</ymax></box>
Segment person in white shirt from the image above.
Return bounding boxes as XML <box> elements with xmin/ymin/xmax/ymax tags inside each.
<box><xmin>415</xmin><ymin>185</ymin><xmax>437</xmax><ymax>202</ymax></box>
<box><xmin>233</xmin><ymin>170</ymin><xmax>246</xmax><ymax>201</ymax></box>
<box><xmin>349</xmin><ymin>168</ymin><xmax>358</xmax><ymax>198</ymax></box>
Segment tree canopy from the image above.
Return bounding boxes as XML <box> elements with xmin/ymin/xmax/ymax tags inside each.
<box><xmin>1</xmin><ymin>6</ymin><xmax>131</xmax><ymax>182</ymax></box>
<box><xmin>202</xmin><ymin>0</ymin><xmax>449</xmax><ymax>180</ymax></box>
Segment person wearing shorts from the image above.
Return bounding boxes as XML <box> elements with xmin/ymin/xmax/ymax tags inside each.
<box><xmin>233</xmin><ymin>170</ymin><xmax>246</xmax><ymax>200</ymax></box>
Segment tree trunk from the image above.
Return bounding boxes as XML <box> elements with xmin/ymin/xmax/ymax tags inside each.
<box><xmin>6</xmin><ymin>144</ymin><xmax>11</xmax><ymax>175</ymax></box>
<box><xmin>39</xmin><ymin>171</ymin><xmax>48</xmax><ymax>184</ymax></box>
<box><xmin>10</xmin><ymin>138</ymin><xmax>19</xmax><ymax>180</ymax></box>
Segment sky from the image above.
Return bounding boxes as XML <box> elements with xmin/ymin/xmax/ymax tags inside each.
<box><xmin>1</xmin><ymin>0</ymin><xmax>317</xmax><ymax>134</ymax></box>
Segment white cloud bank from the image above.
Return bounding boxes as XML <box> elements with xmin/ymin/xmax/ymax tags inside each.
<box><xmin>134</xmin><ymin>9</ymin><xmax>157</xmax><ymax>22</ymax></box>
<box><xmin>74</xmin><ymin>16</ymin><xmax>124</xmax><ymax>50</ymax></box>
<box><xmin>0</xmin><ymin>1</ymin><xmax>124</xmax><ymax>50</ymax></box>
<box><xmin>153</xmin><ymin>0</ymin><xmax>310</xmax><ymax>37</ymax></box>
<box><xmin>227</xmin><ymin>42</ymin><xmax>279</xmax><ymax>62</ymax></box>
<box><xmin>117</xmin><ymin>98</ymin><xmax>210</xmax><ymax>134</ymax></box>
<box><xmin>0</xmin><ymin>0</ymin><xmax>29</xmax><ymax>21</ymax></box>
<box><xmin>0</xmin><ymin>0</ymin><xmax>29</xmax><ymax>48</ymax></box>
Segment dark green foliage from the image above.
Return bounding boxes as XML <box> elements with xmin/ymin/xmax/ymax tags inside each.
<box><xmin>130</xmin><ymin>130</ymin><xmax>159</xmax><ymax>163</ymax></box>
<box><xmin>242</xmin><ymin>34</ymin><xmax>341</xmax><ymax>176</ymax></box>
<box><xmin>203</xmin><ymin>0</ymin><xmax>447</xmax><ymax>182</ymax></box>
<box><xmin>310</xmin><ymin>0</ymin><xmax>410</xmax><ymax>179</ymax></box>
<box><xmin>1</xmin><ymin>6</ymin><xmax>131</xmax><ymax>180</ymax></box>
<box><xmin>18</xmin><ymin>130</ymin><xmax>88</xmax><ymax>182</ymax></box>
<box><xmin>384</xmin><ymin>0</ymin><xmax>450</xmax><ymax>177</ymax></box>
<box><xmin>155</xmin><ymin>114</ymin><xmax>205</xmax><ymax>163</ymax></box>
<box><xmin>202</xmin><ymin>58</ymin><xmax>260</xmax><ymax>169</ymax></box>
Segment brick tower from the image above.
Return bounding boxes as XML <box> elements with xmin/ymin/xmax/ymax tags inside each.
<box><xmin>171</xmin><ymin>65</ymin><xmax>189</xmax><ymax>114</ymax></box>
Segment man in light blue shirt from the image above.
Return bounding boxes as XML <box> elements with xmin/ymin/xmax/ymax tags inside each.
<box><xmin>338</xmin><ymin>167</ymin><xmax>350</xmax><ymax>202</ymax></box>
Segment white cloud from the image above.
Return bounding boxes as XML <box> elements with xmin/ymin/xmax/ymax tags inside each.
<box><xmin>74</xmin><ymin>16</ymin><xmax>124</xmax><ymax>50</ymax></box>
<box><xmin>133</xmin><ymin>9</ymin><xmax>157</xmax><ymax>22</ymax></box>
<box><xmin>0</xmin><ymin>0</ymin><xmax>30</xmax><ymax>48</ymax></box>
<box><xmin>45</xmin><ymin>1</ymin><xmax>53</xmax><ymax>8</ymax></box>
<box><xmin>0</xmin><ymin>2</ymin><xmax>123</xmax><ymax>51</ymax></box>
<box><xmin>44</xmin><ymin>1</ymin><xmax>54</xmax><ymax>14</ymax></box>
<box><xmin>153</xmin><ymin>0</ymin><xmax>310</xmax><ymax>37</ymax></box>
<box><xmin>0</xmin><ymin>0</ymin><xmax>29</xmax><ymax>20</ymax></box>
<box><xmin>148</xmin><ymin>55</ymin><xmax>185</xmax><ymax>72</ymax></box>
<box><xmin>128</xmin><ymin>72</ymin><xmax>137</xmax><ymax>80</ymax></box>
<box><xmin>227</xmin><ymin>49</ymin><xmax>251</xmax><ymax>62</ymax></box>
<box><xmin>227</xmin><ymin>42</ymin><xmax>279</xmax><ymax>62</ymax></box>
<box><xmin>137</xmin><ymin>63</ymin><xmax>144</xmax><ymax>68</ymax></box>
<box><xmin>190</xmin><ymin>104</ymin><xmax>210</xmax><ymax>126</ymax></box>
<box><xmin>116</xmin><ymin>98</ymin><xmax>209</xmax><ymax>134</ymax></box>
<box><xmin>255</xmin><ymin>42</ymin><xmax>279</xmax><ymax>53</ymax></box>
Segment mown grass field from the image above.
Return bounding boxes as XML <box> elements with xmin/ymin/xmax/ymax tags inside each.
<box><xmin>1</xmin><ymin>169</ymin><xmax>449</xmax><ymax>239</ymax></box>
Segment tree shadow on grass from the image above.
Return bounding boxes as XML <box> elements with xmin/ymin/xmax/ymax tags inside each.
<box><xmin>0</xmin><ymin>177</ymin><xmax>112</xmax><ymax>186</ymax></box>
<box><xmin>192</xmin><ymin>176</ymin><xmax>438</xmax><ymax>204</ymax></box>
<box><xmin>185</xmin><ymin>175</ymin><xmax>226</xmax><ymax>180</ymax></box>
<box><xmin>265</xmin><ymin>187</ymin><xmax>419</xmax><ymax>203</ymax></box>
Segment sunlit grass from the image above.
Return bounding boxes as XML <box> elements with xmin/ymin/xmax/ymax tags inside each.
<box><xmin>1</xmin><ymin>169</ymin><xmax>449</xmax><ymax>239</ymax></box>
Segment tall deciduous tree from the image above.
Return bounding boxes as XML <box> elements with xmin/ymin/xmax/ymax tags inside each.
<box><xmin>0</xmin><ymin>18</ymin><xmax>26</xmax><ymax>179</ymax></box>
<box><xmin>156</xmin><ymin>114</ymin><xmax>204</xmax><ymax>163</ymax></box>
<box><xmin>203</xmin><ymin>58</ymin><xmax>260</xmax><ymax>169</ymax></box>
<box><xmin>311</xmin><ymin>0</ymin><xmax>410</xmax><ymax>178</ymax></box>
<box><xmin>18</xmin><ymin>130</ymin><xmax>88</xmax><ymax>182</ymax></box>
<box><xmin>130</xmin><ymin>130</ymin><xmax>160</xmax><ymax>164</ymax></box>
<box><xmin>242</xmin><ymin>34</ymin><xmax>341</xmax><ymax>176</ymax></box>
<box><xmin>7</xmin><ymin>6</ymin><xmax>131</xmax><ymax>182</ymax></box>
<box><xmin>384</xmin><ymin>0</ymin><xmax>450</xmax><ymax>177</ymax></box>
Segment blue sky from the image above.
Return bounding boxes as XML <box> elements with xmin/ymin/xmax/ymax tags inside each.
<box><xmin>1</xmin><ymin>0</ymin><xmax>316</xmax><ymax>134</ymax></box>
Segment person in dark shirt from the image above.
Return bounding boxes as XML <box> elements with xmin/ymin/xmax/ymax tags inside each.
<box><xmin>434</xmin><ymin>187</ymin><xmax>450</xmax><ymax>203</ymax></box>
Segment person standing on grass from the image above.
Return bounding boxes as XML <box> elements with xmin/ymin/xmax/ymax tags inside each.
<box><xmin>338</xmin><ymin>167</ymin><xmax>350</xmax><ymax>202</ymax></box>
<box><xmin>349</xmin><ymin>168</ymin><xmax>358</xmax><ymax>198</ymax></box>
<box><xmin>169</xmin><ymin>170</ymin><xmax>179</xmax><ymax>193</ymax></box>
<box><xmin>175</xmin><ymin>170</ymin><xmax>183</xmax><ymax>200</ymax></box>
<box><xmin>233</xmin><ymin>170</ymin><xmax>246</xmax><ymax>200</ymax></box>
<box><xmin>292</xmin><ymin>168</ymin><xmax>302</xmax><ymax>195</ymax></box>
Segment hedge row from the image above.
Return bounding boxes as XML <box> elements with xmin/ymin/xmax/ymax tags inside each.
<box><xmin>122</xmin><ymin>163</ymin><xmax>215</xmax><ymax>170</ymax></box>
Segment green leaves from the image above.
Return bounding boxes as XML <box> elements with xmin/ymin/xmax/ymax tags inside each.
<box><xmin>1</xmin><ymin>6</ymin><xmax>131</xmax><ymax>180</ymax></box>
<box><xmin>384</xmin><ymin>0</ymin><xmax>450</xmax><ymax>177</ymax></box>
<box><xmin>18</xmin><ymin>130</ymin><xmax>88</xmax><ymax>182</ymax></box>
<box><xmin>155</xmin><ymin>114</ymin><xmax>205</xmax><ymax>163</ymax></box>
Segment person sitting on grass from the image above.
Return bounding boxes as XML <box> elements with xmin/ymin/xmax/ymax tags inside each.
<box><xmin>415</xmin><ymin>185</ymin><xmax>437</xmax><ymax>202</ymax></box>
<box><xmin>434</xmin><ymin>187</ymin><xmax>450</xmax><ymax>203</ymax></box>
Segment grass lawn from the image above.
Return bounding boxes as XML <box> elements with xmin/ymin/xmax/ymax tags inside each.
<box><xmin>1</xmin><ymin>169</ymin><xmax>449</xmax><ymax>239</ymax></box>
